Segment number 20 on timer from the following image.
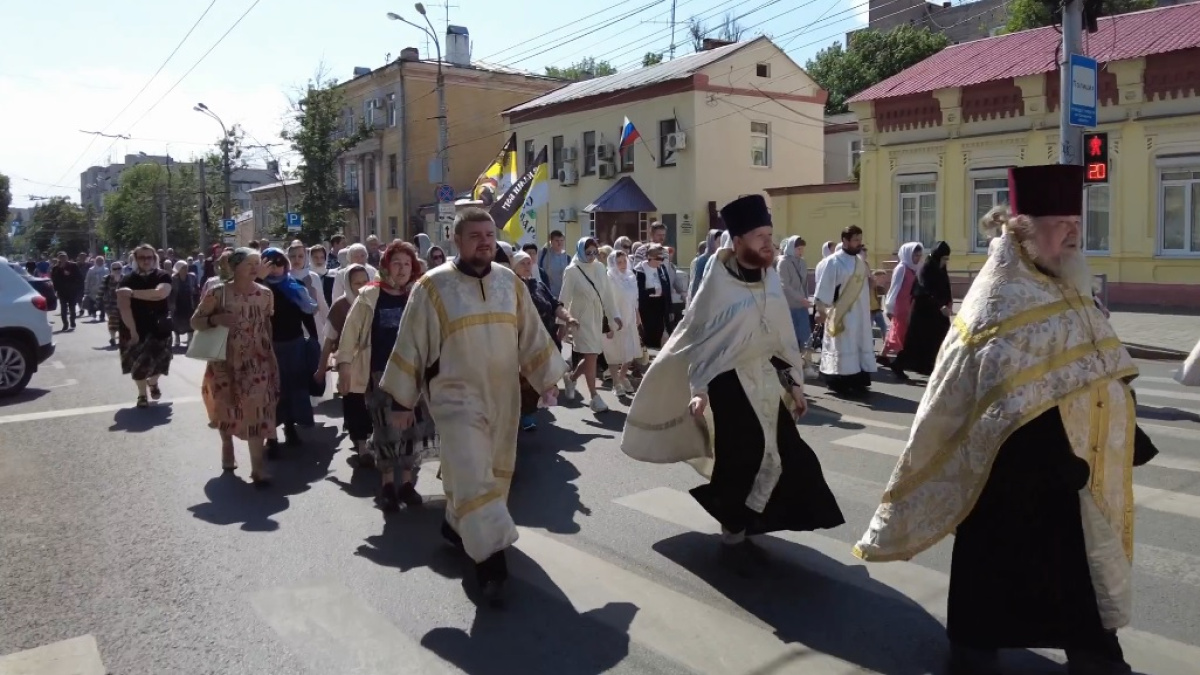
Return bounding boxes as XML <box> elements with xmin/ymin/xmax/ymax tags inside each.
<box><xmin>1084</xmin><ymin>132</ymin><xmax>1109</xmax><ymax>184</ymax></box>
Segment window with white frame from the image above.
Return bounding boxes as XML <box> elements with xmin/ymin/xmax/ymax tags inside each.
<box><xmin>638</xmin><ymin>212</ymin><xmax>650</xmax><ymax>241</ymax></box>
<box><xmin>1159</xmin><ymin>162</ymin><xmax>1200</xmax><ymax>254</ymax></box>
<box><xmin>898</xmin><ymin>178</ymin><xmax>937</xmax><ymax>247</ymax></box>
<box><xmin>387</xmin><ymin>94</ymin><xmax>397</xmax><ymax>127</ymax></box>
<box><xmin>587</xmin><ymin>212</ymin><xmax>596</xmax><ymax>239</ymax></box>
<box><xmin>1084</xmin><ymin>185</ymin><xmax>1110</xmax><ymax>253</ymax></box>
<box><xmin>849</xmin><ymin>140</ymin><xmax>863</xmax><ymax>175</ymax></box>
<box><xmin>751</xmin><ymin>121</ymin><xmax>770</xmax><ymax>167</ymax></box>
<box><xmin>971</xmin><ymin>174</ymin><xmax>1009</xmax><ymax>251</ymax></box>
<box><xmin>363</xmin><ymin>100</ymin><xmax>375</xmax><ymax>127</ymax></box>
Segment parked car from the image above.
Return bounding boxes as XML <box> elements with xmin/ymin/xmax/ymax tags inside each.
<box><xmin>0</xmin><ymin>256</ymin><xmax>56</xmax><ymax>397</ymax></box>
<box><xmin>8</xmin><ymin>262</ymin><xmax>57</xmax><ymax>312</ymax></box>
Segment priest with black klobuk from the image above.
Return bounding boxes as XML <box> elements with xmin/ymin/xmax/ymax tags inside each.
<box><xmin>853</xmin><ymin>165</ymin><xmax>1159</xmax><ymax>675</ymax></box>
<box><xmin>620</xmin><ymin>194</ymin><xmax>845</xmax><ymax>559</ymax></box>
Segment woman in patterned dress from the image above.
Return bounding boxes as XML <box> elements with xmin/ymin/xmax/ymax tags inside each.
<box><xmin>99</xmin><ymin>261</ymin><xmax>124</xmax><ymax>346</ymax></box>
<box><xmin>192</xmin><ymin>248</ymin><xmax>279</xmax><ymax>485</ymax></box>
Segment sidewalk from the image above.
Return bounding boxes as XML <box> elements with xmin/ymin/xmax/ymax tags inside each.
<box><xmin>1106</xmin><ymin>308</ymin><xmax>1197</xmax><ymax>360</ymax></box>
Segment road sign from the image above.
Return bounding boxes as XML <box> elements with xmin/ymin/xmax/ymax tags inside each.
<box><xmin>222</xmin><ymin>219</ymin><xmax>236</xmax><ymax>233</ymax></box>
<box><xmin>286</xmin><ymin>212</ymin><xmax>302</xmax><ymax>231</ymax></box>
<box><xmin>1084</xmin><ymin>132</ymin><xmax>1109</xmax><ymax>184</ymax></box>
<box><xmin>437</xmin><ymin>203</ymin><xmax>456</xmax><ymax>218</ymax></box>
<box><xmin>436</xmin><ymin>184</ymin><xmax>455</xmax><ymax>203</ymax></box>
<box><xmin>1068</xmin><ymin>53</ymin><xmax>1098</xmax><ymax>128</ymax></box>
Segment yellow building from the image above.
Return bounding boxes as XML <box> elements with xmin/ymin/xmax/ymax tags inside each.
<box><xmin>501</xmin><ymin>36</ymin><xmax>828</xmax><ymax>266</ymax></box>
<box><xmin>333</xmin><ymin>39</ymin><xmax>562</xmax><ymax>242</ymax></box>
<box><xmin>769</xmin><ymin>3</ymin><xmax>1200</xmax><ymax>307</ymax></box>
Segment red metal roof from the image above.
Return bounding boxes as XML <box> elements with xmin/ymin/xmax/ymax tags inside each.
<box><xmin>848</xmin><ymin>2</ymin><xmax>1200</xmax><ymax>104</ymax></box>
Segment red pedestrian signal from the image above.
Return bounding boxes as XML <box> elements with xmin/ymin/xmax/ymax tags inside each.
<box><xmin>1083</xmin><ymin>132</ymin><xmax>1109</xmax><ymax>184</ymax></box>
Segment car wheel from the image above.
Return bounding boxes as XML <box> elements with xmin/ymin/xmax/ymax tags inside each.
<box><xmin>0</xmin><ymin>337</ymin><xmax>34</xmax><ymax>397</ymax></box>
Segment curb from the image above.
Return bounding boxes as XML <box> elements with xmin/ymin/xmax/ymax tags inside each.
<box><xmin>1122</xmin><ymin>343</ymin><xmax>1187</xmax><ymax>362</ymax></box>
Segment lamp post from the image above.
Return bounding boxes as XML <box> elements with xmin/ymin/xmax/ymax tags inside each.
<box><xmin>195</xmin><ymin>103</ymin><xmax>234</xmax><ymax>254</ymax></box>
<box><xmin>388</xmin><ymin>5</ymin><xmax>448</xmax><ymax>187</ymax></box>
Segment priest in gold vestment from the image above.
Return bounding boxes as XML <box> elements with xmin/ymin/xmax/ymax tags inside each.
<box><xmin>380</xmin><ymin>207</ymin><xmax>567</xmax><ymax>602</ymax></box>
<box><xmin>854</xmin><ymin>165</ymin><xmax>1158</xmax><ymax>675</ymax></box>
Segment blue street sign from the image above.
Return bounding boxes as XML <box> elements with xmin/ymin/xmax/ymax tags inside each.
<box><xmin>286</xmin><ymin>212</ymin><xmax>302</xmax><ymax>231</ymax></box>
<box><xmin>436</xmin><ymin>183</ymin><xmax>455</xmax><ymax>203</ymax></box>
<box><xmin>221</xmin><ymin>219</ymin><xmax>236</xmax><ymax>233</ymax></box>
<box><xmin>1068</xmin><ymin>53</ymin><xmax>1098</xmax><ymax>128</ymax></box>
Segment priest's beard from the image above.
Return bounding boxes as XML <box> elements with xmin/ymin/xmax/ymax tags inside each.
<box><xmin>1030</xmin><ymin>244</ymin><xmax>1094</xmax><ymax>297</ymax></box>
<box><xmin>735</xmin><ymin>244</ymin><xmax>773</xmax><ymax>269</ymax></box>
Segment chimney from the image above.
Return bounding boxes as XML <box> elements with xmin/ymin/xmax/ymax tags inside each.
<box><xmin>352</xmin><ymin>66</ymin><xmax>371</xmax><ymax>77</ymax></box>
<box><xmin>701</xmin><ymin>38</ymin><xmax>735</xmax><ymax>51</ymax></box>
<box><xmin>446</xmin><ymin>25</ymin><xmax>471</xmax><ymax>66</ymax></box>
<box><xmin>941</xmin><ymin>1</ymin><xmax>951</xmax><ymax>7</ymax></box>
<box><xmin>399</xmin><ymin>47</ymin><xmax>420</xmax><ymax>62</ymax></box>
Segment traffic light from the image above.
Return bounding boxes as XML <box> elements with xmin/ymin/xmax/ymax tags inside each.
<box><xmin>1083</xmin><ymin>132</ymin><xmax>1109</xmax><ymax>184</ymax></box>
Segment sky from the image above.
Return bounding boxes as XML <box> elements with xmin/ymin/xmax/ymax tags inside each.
<box><xmin>0</xmin><ymin>0</ymin><xmax>868</xmax><ymax>209</ymax></box>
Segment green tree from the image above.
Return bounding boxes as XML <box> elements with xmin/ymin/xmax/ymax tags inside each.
<box><xmin>544</xmin><ymin>57</ymin><xmax>617</xmax><ymax>81</ymax></box>
<box><xmin>282</xmin><ymin>71</ymin><xmax>372</xmax><ymax>243</ymax></box>
<box><xmin>642</xmin><ymin>52</ymin><xmax>664</xmax><ymax>67</ymax></box>
<box><xmin>26</xmin><ymin>198</ymin><xmax>89</xmax><ymax>256</ymax></box>
<box><xmin>806</xmin><ymin>25</ymin><xmax>950</xmax><ymax>115</ymax></box>
<box><xmin>1004</xmin><ymin>0</ymin><xmax>1155</xmax><ymax>33</ymax></box>
<box><xmin>100</xmin><ymin>163</ymin><xmax>205</xmax><ymax>252</ymax></box>
<box><xmin>688</xmin><ymin>12</ymin><xmax>745</xmax><ymax>52</ymax></box>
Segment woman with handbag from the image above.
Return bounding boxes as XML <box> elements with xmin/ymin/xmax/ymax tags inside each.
<box><xmin>191</xmin><ymin>248</ymin><xmax>279</xmax><ymax>484</ymax></box>
<box><xmin>558</xmin><ymin>237</ymin><xmax>623</xmax><ymax>414</ymax></box>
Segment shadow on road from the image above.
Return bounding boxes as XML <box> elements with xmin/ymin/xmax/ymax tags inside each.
<box><xmin>1136</xmin><ymin>403</ymin><xmax>1200</xmax><ymax>424</ymax></box>
<box><xmin>109</xmin><ymin>402</ymin><xmax>175</xmax><ymax>432</ymax></box>
<box><xmin>187</xmin><ymin>474</ymin><xmax>290</xmax><ymax>532</ymax></box>
<box><xmin>421</xmin><ymin>546</ymin><xmax>636</xmax><ymax>675</ymax></box>
<box><xmin>1</xmin><ymin>387</ymin><xmax>49</xmax><ymax>406</ymax></box>
<box><xmin>355</xmin><ymin>498</ymin><xmax>465</xmax><ymax>576</ymax></box>
<box><xmin>801</xmin><ymin>403</ymin><xmax>865</xmax><ymax>431</ymax></box>
<box><xmin>652</xmin><ymin>531</ymin><xmax>1063</xmax><ymax>675</ymax></box>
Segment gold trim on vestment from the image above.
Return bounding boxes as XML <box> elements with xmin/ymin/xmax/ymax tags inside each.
<box><xmin>826</xmin><ymin>257</ymin><xmax>867</xmax><ymax>338</ymax></box>
<box><xmin>455</xmin><ymin>487</ymin><xmax>505</xmax><ymax>518</ymax></box>
<box><xmin>447</xmin><ymin>312</ymin><xmax>518</xmax><ymax>336</ymax></box>
<box><xmin>388</xmin><ymin>351</ymin><xmax>418</xmax><ymax>377</ymax></box>
<box><xmin>884</xmin><ymin>336</ymin><xmax>1128</xmax><ymax>504</ymax></box>
<box><xmin>415</xmin><ymin>276</ymin><xmax>451</xmax><ymax>340</ymax></box>
<box><xmin>953</xmin><ymin>299</ymin><xmax>1073</xmax><ymax>347</ymax></box>
<box><xmin>1122</xmin><ymin>383</ymin><xmax>1137</xmax><ymax>558</ymax></box>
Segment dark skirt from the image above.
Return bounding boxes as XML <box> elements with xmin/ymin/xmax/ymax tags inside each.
<box><xmin>639</xmin><ymin>304</ymin><xmax>667</xmax><ymax>350</ymax></box>
<box><xmin>519</xmin><ymin>376</ymin><xmax>541</xmax><ymax>416</ymax></box>
<box><xmin>947</xmin><ymin>407</ymin><xmax>1114</xmax><ymax>651</ymax></box>
<box><xmin>273</xmin><ymin>337</ymin><xmax>315</xmax><ymax>427</ymax></box>
<box><xmin>120</xmin><ymin>334</ymin><xmax>173</xmax><ymax>380</ymax></box>
<box><xmin>894</xmin><ymin>294</ymin><xmax>951</xmax><ymax>376</ymax></box>
<box><xmin>366</xmin><ymin>372</ymin><xmax>437</xmax><ymax>472</ymax></box>
<box><xmin>690</xmin><ymin>369</ymin><xmax>845</xmax><ymax>535</ymax></box>
<box><xmin>343</xmin><ymin>393</ymin><xmax>371</xmax><ymax>442</ymax></box>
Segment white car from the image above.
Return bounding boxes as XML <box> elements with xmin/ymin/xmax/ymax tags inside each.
<box><xmin>0</xmin><ymin>256</ymin><xmax>55</xmax><ymax>397</ymax></box>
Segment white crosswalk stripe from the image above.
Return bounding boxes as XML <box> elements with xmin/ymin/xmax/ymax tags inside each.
<box><xmin>0</xmin><ymin>635</ymin><xmax>106</xmax><ymax>675</ymax></box>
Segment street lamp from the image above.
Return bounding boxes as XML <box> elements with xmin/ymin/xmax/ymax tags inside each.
<box><xmin>388</xmin><ymin>5</ymin><xmax>448</xmax><ymax>188</ymax></box>
<box><xmin>195</xmin><ymin>102</ymin><xmax>235</xmax><ymax>254</ymax></box>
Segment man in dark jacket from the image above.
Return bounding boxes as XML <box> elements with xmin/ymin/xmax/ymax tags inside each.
<box><xmin>50</xmin><ymin>251</ymin><xmax>83</xmax><ymax>330</ymax></box>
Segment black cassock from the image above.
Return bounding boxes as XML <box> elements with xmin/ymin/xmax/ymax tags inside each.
<box><xmin>689</xmin><ymin>265</ymin><xmax>846</xmax><ymax>535</ymax></box>
<box><xmin>947</xmin><ymin>406</ymin><xmax>1158</xmax><ymax>651</ymax></box>
<box><xmin>895</xmin><ymin>259</ymin><xmax>953</xmax><ymax>376</ymax></box>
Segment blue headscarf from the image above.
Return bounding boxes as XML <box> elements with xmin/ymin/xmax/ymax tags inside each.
<box><xmin>261</xmin><ymin>247</ymin><xmax>318</xmax><ymax>314</ymax></box>
<box><xmin>573</xmin><ymin>236</ymin><xmax>597</xmax><ymax>264</ymax></box>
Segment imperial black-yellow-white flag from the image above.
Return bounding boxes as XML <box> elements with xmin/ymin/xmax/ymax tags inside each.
<box><xmin>472</xmin><ymin>133</ymin><xmax>517</xmax><ymax>206</ymax></box>
<box><xmin>491</xmin><ymin>146</ymin><xmax>548</xmax><ymax>245</ymax></box>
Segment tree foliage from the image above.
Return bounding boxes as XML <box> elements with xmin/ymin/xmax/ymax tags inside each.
<box><xmin>282</xmin><ymin>71</ymin><xmax>372</xmax><ymax>242</ymax></box>
<box><xmin>99</xmin><ymin>163</ymin><xmax>208</xmax><ymax>253</ymax></box>
<box><xmin>0</xmin><ymin>173</ymin><xmax>10</xmax><ymax>256</ymax></box>
<box><xmin>805</xmin><ymin>26</ymin><xmax>950</xmax><ymax>115</ymax></box>
<box><xmin>545</xmin><ymin>57</ymin><xmax>618</xmax><ymax>81</ymax></box>
<box><xmin>1004</xmin><ymin>0</ymin><xmax>1156</xmax><ymax>33</ymax></box>
<box><xmin>688</xmin><ymin>12</ymin><xmax>745</xmax><ymax>52</ymax></box>
<box><xmin>26</xmin><ymin>198</ymin><xmax>89</xmax><ymax>257</ymax></box>
<box><xmin>642</xmin><ymin>52</ymin><xmax>664</xmax><ymax>67</ymax></box>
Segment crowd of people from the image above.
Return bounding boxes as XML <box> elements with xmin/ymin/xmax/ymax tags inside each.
<box><xmin>31</xmin><ymin>163</ymin><xmax>1164</xmax><ymax>674</ymax></box>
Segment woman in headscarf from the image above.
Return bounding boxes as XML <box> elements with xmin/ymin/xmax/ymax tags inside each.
<box><xmin>170</xmin><ymin>260</ymin><xmax>199</xmax><ymax>348</ymax></box>
<box><xmin>192</xmin><ymin>248</ymin><xmax>278</xmax><ymax>484</ymax></box>
<box><xmin>558</xmin><ymin>236</ymin><xmax>621</xmax><ymax>414</ymax></box>
<box><xmin>99</xmin><ymin>261</ymin><xmax>124</xmax><ymax>347</ymax></box>
<box><xmin>309</xmin><ymin>243</ymin><xmax>337</xmax><ymax>307</ymax></box>
<box><xmin>688</xmin><ymin>229</ymin><xmax>722</xmax><ymax>299</ymax></box>
<box><xmin>332</xmin><ymin>243</ymin><xmax>377</xmax><ymax>301</ymax></box>
<box><xmin>337</xmin><ymin>241</ymin><xmax>435</xmax><ymax>511</ymax></box>
<box><xmin>520</xmin><ymin>243</ymin><xmax>548</xmax><ymax>285</ymax></box>
<box><xmin>287</xmin><ymin>240</ymin><xmax>331</xmax><ymax>342</ymax></box>
<box><xmin>882</xmin><ymin>242</ymin><xmax>923</xmax><ymax>359</ymax></box>
<box><xmin>414</xmin><ymin>232</ymin><xmax>433</xmax><ymax>261</ymax></box>
<box><xmin>777</xmin><ymin>236</ymin><xmax>813</xmax><ymax>371</ymax></box>
<box><xmin>260</xmin><ymin>247</ymin><xmax>320</xmax><ymax>452</ymax></box>
<box><xmin>494</xmin><ymin>240</ymin><xmax>513</xmax><ymax>265</ymax></box>
<box><xmin>511</xmin><ymin>250</ymin><xmax>577</xmax><ymax>430</ymax></box>
<box><xmin>426</xmin><ymin>245</ymin><xmax>447</xmax><ymax>269</ymax></box>
<box><xmin>604</xmin><ymin>248</ymin><xmax>641</xmax><ymax>397</ymax></box>
<box><xmin>890</xmin><ymin>241</ymin><xmax>952</xmax><ymax>380</ymax></box>
<box><xmin>316</xmin><ymin>263</ymin><xmax>372</xmax><ymax>463</ymax></box>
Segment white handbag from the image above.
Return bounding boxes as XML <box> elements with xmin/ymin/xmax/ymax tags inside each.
<box><xmin>186</xmin><ymin>285</ymin><xmax>229</xmax><ymax>362</ymax></box>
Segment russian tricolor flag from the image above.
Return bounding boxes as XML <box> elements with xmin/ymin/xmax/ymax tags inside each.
<box><xmin>617</xmin><ymin>116</ymin><xmax>641</xmax><ymax>151</ymax></box>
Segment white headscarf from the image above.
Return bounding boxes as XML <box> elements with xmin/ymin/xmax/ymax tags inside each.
<box><xmin>821</xmin><ymin>241</ymin><xmax>838</xmax><ymax>258</ymax></box>
<box><xmin>885</xmin><ymin>242</ymin><xmax>923</xmax><ymax>315</ymax></box>
<box><xmin>511</xmin><ymin>250</ymin><xmax>532</xmax><ymax>273</ymax></box>
<box><xmin>718</xmin><ymin>231</ymin><xmax>733</xmax><ymax>250</ymax></box>
<box><xmin>607</xmin><ymin>250</ymin><xmax>637</xmax><ymax>295</ymax></box>
<box><xmin>414</xmin><ymin>233</ymin><xmax>433</xmax><ymax>260</ymax></box>
<box><xmin>781</xmin><ymin>235</ymin><xmax>802</xmax><ymax>258</ymax></box>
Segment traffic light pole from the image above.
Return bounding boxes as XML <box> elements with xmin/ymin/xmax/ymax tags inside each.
<box><xmin>198</xmin><ymin>160</ymin><xmax>210</xmax><ymax>253</ymax></box>
<box><xmin>1058</xmin><ymin>0</ymin><xmax>1084</xmax><ymax>165</ymax></box>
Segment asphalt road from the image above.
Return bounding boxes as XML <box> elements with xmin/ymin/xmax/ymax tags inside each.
<box><xmin>2</xmin><ymin>316</ymin><xmax>1200</xmax><ymax>675</ymax></box>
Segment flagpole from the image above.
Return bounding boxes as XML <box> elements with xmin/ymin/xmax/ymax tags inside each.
<box><xmin>639</xmin><ymin>135</ymin><xmax>658</xmax><ymax>163</ymax></box>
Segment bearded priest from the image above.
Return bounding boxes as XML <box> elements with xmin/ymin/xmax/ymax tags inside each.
<box><xmin>853</xmin><ymin>164</ymin><xmax>1159</xmax><ymax>675</ymax></box>
<box><xmin>813</xmin><ymin>225</ymin><xmax>877</xmax><ymax>397</ymax></box>
<box><xmin>621</xmin><ymin>194</ymin><xmax>845</xmax><ymax>564</ymax></box>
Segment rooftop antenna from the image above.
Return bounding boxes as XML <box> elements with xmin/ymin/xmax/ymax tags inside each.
<box><xmin>669</xmin><ymin>0</ymin><xmax>677</xmax><ymax>59</ymax></box>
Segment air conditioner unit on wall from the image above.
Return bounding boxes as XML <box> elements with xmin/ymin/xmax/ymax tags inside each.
<box><xmin>596</xmin><ymin>144</ymin><xmax>615</xmax><ymax>161</ymax></box>
<box><xmin>558</xmin><ymin>167</ymin><xmax>578</xmax><ymax>186</ymax></box>
<box><xmin>558</xmin><ymin>207</ymin><xmax>578</xmax><ymax>222</ymax></box>
<box><xmin>597</xmin><ymin>163</ymin><xmax>617</xmax><ymax>179</ymax></box>
<box><xmin>665</xmin><ymin>131</ymin><xmax>687</xmax><ymax>151</ymax></box>
<box><xmin>562</xmin><ymin>146</ymin><xmax>578</xmax><ymax>162</ymax></box>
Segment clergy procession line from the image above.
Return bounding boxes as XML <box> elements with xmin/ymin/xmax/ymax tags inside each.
<box><xmin>68</xmin><ymin>162</ymin><xmax>1198</xmax><ymax>675</ymax></box>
